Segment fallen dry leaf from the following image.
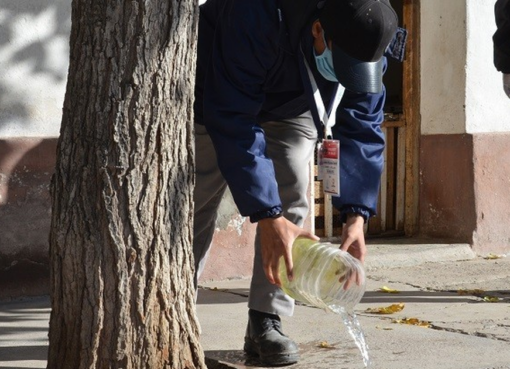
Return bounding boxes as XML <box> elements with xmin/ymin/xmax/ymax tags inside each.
<box><xmin>484</xmin><ymin>253</ymin><xmax>506</xmax><ymax>260</ymax></box>
<box><xmin>318</xmin><ymin>341</ymin><xmax>333</xmax><ymax>348</ymax></box>
<box><xmin>483</xmin><ymin>296</ymin><xmax>500</xmax><ymax>303</ymax></box>
<box><xmin>457</xmin><ymin>289</ymin><xmax>502</xmax><ymax>302</ymax></box>
<box><xmin>379</xmin><ymin>286</ymin><xmax>400</xmax><ymax>294</ymax></box>
<box><xmin>392</xmin><ymin>317</ymin><xmax>430</xmax><ymax>328</ymax></box>
<box><xmin>366</xmin><ymin>303</ymin><xmax>405</xmax><ymax>314</ymax></box>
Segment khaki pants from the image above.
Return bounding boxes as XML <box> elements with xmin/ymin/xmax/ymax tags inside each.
<box><xmin>193</xmin><ymin>111</ymin><xmax>317</xmax><ymax>317</ymax></box>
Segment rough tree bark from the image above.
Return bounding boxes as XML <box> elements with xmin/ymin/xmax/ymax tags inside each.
<box><xmin>47</xmin><ymin>0</ymin><xmax>204</xmax><ymax>368</ymax></box>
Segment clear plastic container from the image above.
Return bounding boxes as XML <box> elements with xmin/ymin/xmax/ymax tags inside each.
<box><xmin>278</xmin><ymin>237</ymin><xmax>366</xmax><ymax>312</ymax></box>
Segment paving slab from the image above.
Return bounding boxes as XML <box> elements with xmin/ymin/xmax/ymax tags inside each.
<box><xmin>0</xmin><ymin>297</ymin><xmax>49</xmax><ymax>369</ymax></box>
<box><xmin>198</xmin><ymin>254</ymin><xmax>510</xmax><ymax>369</ymax></box>
<box><xmin>198</xmin><ymin>278</ymin><xmax>510</xmax><ymax>369</ymax></box>
<box><xmin>363</xmin><ymin>238</ymin><xmax>476</xmax><ymax>271</ymax></box>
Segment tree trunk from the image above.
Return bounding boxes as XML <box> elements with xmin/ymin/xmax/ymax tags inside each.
<box><xmin>47</xmin><ymin>0</ymin><xmax>204</xmax><ymax>368</ymax></box>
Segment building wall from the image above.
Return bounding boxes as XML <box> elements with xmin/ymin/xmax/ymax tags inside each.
<box><xmin>420</xmin><ymin>0</ymin><xmax>510</xmax><ymax>254</ymax></box>
<box><xmin>420</xmin><ymin>0</ymin><xmax>467</xmax><ymax>136</ymax></box>
<box><xmin>0</xmin><ymin>0</ymin><xmax>69</xmax><ymax>138</ymax></box>
<box><xmin>465</xmin><ymin>0</ymin><xmax>510</xmax><ymax>134</ymax></box>
<box><xmin>466</xmin><ymin>1</ymin><xmax>510</xmax><ymax>253</ymax></box>
<box><xmin>472</xmin><ymin>133</ymin><xmax>510</xmax><ymax>254</ymax></box>
<box><xmin>0</xmin><ymin>138</ymin><xmax>56</xmax><ymax>298</ymax></box>
<box><xmin>0</xmin><ymin>1</ymin><xmax>70</xmax><ymax>299</ymax></box>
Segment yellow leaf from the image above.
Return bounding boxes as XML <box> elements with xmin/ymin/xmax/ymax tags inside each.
<box><xmin>393</xmin><ymin>317</ymin><xmax>430</xmax><ymax>328</ymax></box>
<box><xmin>483</xmin><ymin>296</ymin><xmax>500</xmax><ymax>303</ymax></box>
<box><xmin>318</xmin><ymin>341</ymin><xmax>333</xmax><ymax>348</ymax></box>
<box><xmin>379</xmin><ymin>286</ymin><xmax>400</xmax><ymax>294</ymax></box>
<box><xmin>484</xmin><ymin>253</ymin><xmax>505</xmax><ymax>260</ymax></box>
<box><xmin>366</xmin><ymin>303</ymin><xmax>405</xmax><ymax>314</ymax></box>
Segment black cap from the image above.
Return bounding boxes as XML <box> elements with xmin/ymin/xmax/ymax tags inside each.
<box><xmin>319</xmin><ymin>0</ymin><xmax>398</xmax><ymax>93</ymax></box>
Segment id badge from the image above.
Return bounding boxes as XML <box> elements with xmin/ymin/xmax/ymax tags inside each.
<box><xmin>318</xmin><ymin>139</ymin><xmax>340</xmax><ymax>196</ymax></box>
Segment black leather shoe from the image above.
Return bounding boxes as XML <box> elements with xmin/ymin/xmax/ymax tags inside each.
<box><xmin>243</xmin><ymin>309</ymin><xmax>299</xmax><ymax>366</ymax></box>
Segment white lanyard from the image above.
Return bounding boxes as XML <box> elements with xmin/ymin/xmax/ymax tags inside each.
<box><xmin>301</xmin><ymin>50</ymin><xmax>345</xmax><ymax>139</ymax></box>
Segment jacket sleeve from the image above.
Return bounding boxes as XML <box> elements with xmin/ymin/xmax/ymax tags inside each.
<box><xmin>202</xmin><ymin>0</ymin><xmax>283</xmax><ymax>221</ymax></box>
<box><xmin>331</xmin><ymin>72</ymin><xmax>387</xmax><ymax>222</ymax></box>
<box><xmin>494</xmin><ymin>0</ymin><xmax>510</xmax><ymax>73</ymax></box>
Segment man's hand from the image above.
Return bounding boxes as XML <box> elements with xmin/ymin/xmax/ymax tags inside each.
<box><xmin>258</xmin><ymin>216</ymin><xmax>319</xmax><ymax>286</ymax></box>
<box><xmin>340</xmin><ymin>213</ymin><xmax>366</xmax><ymax>289</ymax></box>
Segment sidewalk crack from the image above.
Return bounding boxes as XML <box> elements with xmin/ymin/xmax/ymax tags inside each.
<box><xmin>428</xmin><ymin>323</ymin><xmax>510</xmax><ymax>343</ymax></box>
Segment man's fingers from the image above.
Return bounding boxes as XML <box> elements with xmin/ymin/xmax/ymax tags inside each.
<box><xmin>299</xmin><ymin>230</ymin><xmax>320</xmax><ymax>241</ymax></box>
<box><xmin>343</xmin><ymin>271</ymin><xmax>356</xmax><ymax>290</ymax></box>
<box><xmin>344</xmin><ymin>277</ymin><xmax>352</xmax><ymax>290</ymax></box>
<box><xmin>343</xmin><ymin>275</ymin><xmax>352</xmax><ymax>290</ymax></box>
<box><xmin>258</xmin><ymin>216</ymin><xmax>310</xmax><ymax>286</ymax></box>
<box><xmin>263</xmin><ymin>262</ymin><xmax>276</xmax><ymax>285</ymax></box>
<box><xmin>283</xmin><ymin>250</ymin><xmax>294</xmax><ymax>282</ymax></box>
<box><xmin>356</xmin><ymin>270</ymin><xmax>363</xmax><ymax>286</ymax></box>
<box><xmin>356</xmin><ymin>238</ymin><xmax>366</xmax><ymax>264</ymax></box>
<box><xmin>272</xmin><ymin>263</ymin><xmax>282</xmax><ymax>287</ymax></box>
<box><xmin>340</xmin><ymin>236</ymin><xmax>354</xmax><ymax>251</ymax></box>
<box><xmin>358</xmin><ymin>253</ymin><xmax>365</xmax><ymax>264</ymax></box>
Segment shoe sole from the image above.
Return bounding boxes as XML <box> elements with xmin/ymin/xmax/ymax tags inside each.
<box><xmin>244</xmin><ymin>339</ymin><xmax>300</xmax><ymax>367</ymax></box>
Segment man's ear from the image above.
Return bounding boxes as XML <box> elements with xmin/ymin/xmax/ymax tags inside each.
<box><xmin>312</xmin><ymin>20</ymin><xmax>323</xmax><ymax>40</ymax></box>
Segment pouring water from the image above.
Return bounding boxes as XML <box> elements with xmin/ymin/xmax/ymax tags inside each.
<box><xmin>330</xmin><ymin>305</ymin><xmax>372</xmax><ymax>368</ymax></box>
<box><xmin>279</xmin><ymin>237</ymin><xmax>372</xmax><ymax>367</ymax></box>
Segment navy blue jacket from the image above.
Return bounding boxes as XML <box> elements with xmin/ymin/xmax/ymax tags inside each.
<box><xmin>195</xmin><ymin>0</ymin><xmax>386</xmax><ymax>223</ymax></box>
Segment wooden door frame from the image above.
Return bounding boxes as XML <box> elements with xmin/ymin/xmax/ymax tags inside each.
<box><xmin>403</xmin><ymin>0</ymin><xmax>421</xmax><ymax>236</ymax></box>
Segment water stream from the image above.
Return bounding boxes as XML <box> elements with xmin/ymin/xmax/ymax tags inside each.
<box><xmin>330</xmin><ymin>305</ymin><xmax>372</xmax><ymax>368</ymax></box>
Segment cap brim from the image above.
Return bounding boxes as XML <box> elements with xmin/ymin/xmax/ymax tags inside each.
<box><xmin>332</xmin><ymin>45</ymin><xmax>384</xmax><ymax>94</ymax></box>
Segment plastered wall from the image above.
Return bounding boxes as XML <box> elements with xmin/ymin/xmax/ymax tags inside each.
<box><xmin>421</xmin><ymin>0</ymin><xmax>510</xmax><ymax>135</ymax></box>
<box><xmin>420</xmin><ymin>0</ymin><xmax>467</xmax><ymax>135</ymax></box>
<box><xmin>465</xmin><ymin>0</ymin><xmax>510</xmax><ymax>133</ymax></box>
<box><xmin>4</xmin><ymin>2</ymin><xmax>509</xmax><ymax>141</ymax></box>
<box><xmin>0</xmin><ymin>1</ymin><xmax>70</xmax><ymax>138</ymax></box>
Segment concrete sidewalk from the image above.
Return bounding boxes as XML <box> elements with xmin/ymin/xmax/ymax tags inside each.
<box><xmin>1</xmin><ymin>242</ymin><xmax>510</xmax><ymax>369</ymax></box>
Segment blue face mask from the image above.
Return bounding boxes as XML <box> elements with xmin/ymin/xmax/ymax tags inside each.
<box><xmin>313</xmin><ymin>33</ymin><xmax>338</xmax><ymax>82</ymax></box>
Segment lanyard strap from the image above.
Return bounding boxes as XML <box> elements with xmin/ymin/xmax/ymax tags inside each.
<box><xmin>299</xmin><ymin>47</ymin><xmax>345</xmax><ymax>139</ymax></box>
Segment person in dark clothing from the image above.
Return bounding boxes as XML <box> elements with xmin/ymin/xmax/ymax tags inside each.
<box><xmin>193</xmin><ymin>0</ymin><xmax>399</xmax><ymax>365</ymax></box>
<box><xmin>494</xmin><ymin>0</ymin><xmax>510</xmax><ymax>97</ymax></box>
